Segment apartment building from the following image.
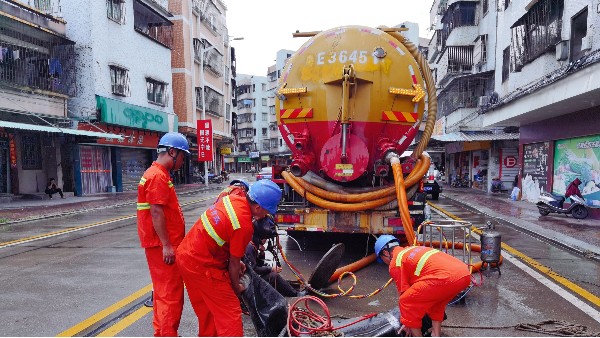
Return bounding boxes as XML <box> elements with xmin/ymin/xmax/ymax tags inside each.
<box><xmin>58</xmin><ymin>0</ymin><xmax>176</xmax><ymax>195</ymax></box>
<box><xmin>429</xmin><ymin>0</ymin><xmax>600</xmax><ymax>218</ymax></box>
<box><xmin>230</xmin><ymin>74</ymin><xmax>268</xmax><ymax>172</ymax></box>
<box><xmin>171</xmin><ymin>0</ymin><xmax>237</xmax><ymax>181</ymax></box>
<box><xmin>266</xmin><ymin>49</ymin><xmax>294</xmax><ymax>166</ymax></box>
<box><xmin>0</xmin><ymin>0</ymin><xmax>124</xmax><ymax>197</ymax></box>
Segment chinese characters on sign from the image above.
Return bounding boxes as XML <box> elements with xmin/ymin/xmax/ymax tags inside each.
<box><xmin>197</xmin><ymin>119</ymin><xmax>213</xmax><ymax>161</ymax></box>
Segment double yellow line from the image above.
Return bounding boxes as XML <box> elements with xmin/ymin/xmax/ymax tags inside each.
<box><xmin>57</xmin><ymin>284</ymin><xmax>153</xmax><ymax>337</ymax></box>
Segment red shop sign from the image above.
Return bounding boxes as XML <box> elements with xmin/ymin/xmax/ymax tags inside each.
<box><xmin>197</xmin><ymin>119</ymin><xmax>213</xmax><ymax>161</ymax></box>
<box><xmin>78</xmin><ymin>124</ymin><xmax>160</xmax><ymax>148</ymax></box>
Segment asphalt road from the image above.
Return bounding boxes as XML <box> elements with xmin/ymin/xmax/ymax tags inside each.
<box><xmin>1</xmin><ymin>183</ymin><xmax>600</xmax><ymax>336</ymax></box>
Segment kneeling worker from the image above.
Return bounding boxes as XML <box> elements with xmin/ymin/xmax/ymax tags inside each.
<box><xmin>374</xmin><ymin>235</ymin><xmax>471</xmax><ymax>337</ymax></box>
<box><xmin>176</xmin><ymin>179</ymin><xmax>282</xmax><ymax>336</ymax></box>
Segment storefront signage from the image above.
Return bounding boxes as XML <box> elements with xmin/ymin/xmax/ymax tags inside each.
<box><xmin>224</xmin><ymin>157</ymin><xmax>235</xmax><ymax>163</ymax></box>
<box><xmin>522</xmin><ymin>142</ymin><xmax>549</xmax><ymax>201</ymax></box>
<box><xmin>96</xmin><ymin>95</ymin><xmax>177</xmax><ymax>133</ymax></box>
<box><xmin>197</xmin><ymin>120</ymin><xmax>213</xmax><ymax>161</ymax></box>
<box><xmin>249</xmin><ymin>151</ymin><xmax>260</xmax><ymax>158</ymax></box>
<box><xmin>238</xmin><ymin>157</ymin><xmax>251</xmax><ymax>163</ymax></box>
<box><xmin>553</xmin><ymin>135</ymin><xmax>600</xmax><ymax>207</ymax></box>
<box><xmin>220</xmin><ymin>147</ymin><xmax>232</xmax><ymax>155</ymax></box>
<box><xmin>503</xmin><ymin>156</ymin><xmax>517</xmax><ymax>168</ymax></box>
<box><xmin>9</xmin><ymin>137</ymin><xmax>17</xmax><ymax>168</ymax></box>
<box><xmin>78</xmin><ymin>123</ymin><xmax>160</xmax><ymax>148</ymax></box>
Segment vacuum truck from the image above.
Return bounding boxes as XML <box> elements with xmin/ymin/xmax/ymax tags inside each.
<box><xmin>272</xmin><ymin>25</ymin><xmax>437</xmax><ymax>242</ymax></box>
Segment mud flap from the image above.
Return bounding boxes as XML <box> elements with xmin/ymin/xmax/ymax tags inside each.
<box><xmin>240</xmin><ymin>264</ymin><xmax>288</xmax><ymax>336</ymax></box>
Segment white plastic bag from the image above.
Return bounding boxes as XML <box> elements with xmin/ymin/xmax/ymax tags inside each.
<box><xmin>510</xmin><ymin>187</ymin><xmax>520</xmax><ymax>201</ymax></box>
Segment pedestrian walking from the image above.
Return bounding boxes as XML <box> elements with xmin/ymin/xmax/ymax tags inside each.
<box><xmin>374</xmin><ymin>235</ymin><xmax>471</xmax><ymax>337</ymax></box>
<box><xmin>137</xmin><ymin>132</ymin><xmax>189</xmax><ymax>337</ymax></box>
<box><xmin>176</xmin><ymin>179</ymin><xmax>282</xmax><ymax>336</ymax></box>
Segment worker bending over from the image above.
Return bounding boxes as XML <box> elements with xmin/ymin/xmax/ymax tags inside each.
<box><xmin>375</xmin><ymin>235</ymin><xmax>471</xmax><ymax>337</ymax></box>
<box><xmin>176</xmin><ymin>179</ymin><xmax>282</xmax><ymax>336</ymax></box>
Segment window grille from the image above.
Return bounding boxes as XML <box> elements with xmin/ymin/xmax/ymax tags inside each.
<box><xmin>502</xmin><ymin>47</ymin><xmax>510</xmax><ymax>82</ymax></box>
<box><xmin>33</xmin><ymin>0</ymin><xmax>53</xmax><ymax>13</ymax></box>
<box><xmin>21</xmin><ymin>134</ymin><xmax>42</xmax><ymax>170</ymax></box>
<box><xmin>438</xmin><ymin>75</ymin><xmax>493</xmax><ymax>116</ymax></box>
<box><xmin>133</xmin><ymin>0</ymin><xmax>173</xmax><ymax>48</ymax></box>
<box><xmin>195</xmin><ymin>87</ymin><xmax>203</xmax><ymax>109</ymax></box>
<box><xmin>447</xmin><ymin>46</ymin><xmax>474</xmax><ymax>74</ymax></box>
<box><xmin>146</xmin><ymin>78</ymin><xmax>168</xmax><ymax>106</ymax></box>
<box><xmin>193</xmin><ymin>38</ymin><xmax>203</xmax><ymax>63</ymax></box>
<box><xmin>107</xmin><ymin>0</ymin><xmax>126</xmax><ymax>24</ymax></box>
<box><xmin>110</xmin><ymin>65</ymin><xmax>130</xmax><ymax>96</ymax></box>
<box><xmin>510</xmin><ymin>0</ymin><xmax>564</xmax><ymax>70</ymax></box>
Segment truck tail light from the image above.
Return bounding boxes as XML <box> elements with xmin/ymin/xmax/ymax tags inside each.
<box><xmin>276</xmin><ymin>214</ymin><xmax>303</xmax><ymax>223</ymax></box>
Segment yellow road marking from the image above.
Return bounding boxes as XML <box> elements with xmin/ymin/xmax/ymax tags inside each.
<box><xmin>428</xmin><ymin>201</ymin><xmax>600</xmax><ymax>308</ymax></box>
<box><xmin>96</xmin><ymin>306</ymin><xmax>153</xmax><ymax>337</ymax></box>
<box><xmin>56</xmin><ymin>284</ymin><xmax>152</xmax><ymax>337</ymax></box>
<box><xmin>1</xmin><ymin>197</ymin><xmax>212</xmax><ymax>249</ymax></box>
<box><xmin>0</xmin><ymin>216</ymin><xmax>135</xmax><ymax>248</ymax></box>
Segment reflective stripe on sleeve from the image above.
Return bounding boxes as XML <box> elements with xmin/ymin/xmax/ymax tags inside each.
<box><xmin>168</xmin><ymin>181</ymin><xmax>174</xmax><ymax>188</ymax></box>
<box><xmin>139</xmin><ymin>177</ymin><xmax>147</xmax><ymax>186</ymax></box>
<box><xmin>223</xmin><ymin>196</ymin><xmax>241</xmax><ymax>230</ymax></box>
<box><xmin>201</xmin><ymin>212</ymin><xmax>225</xmax><ymax>246</ymax></box>
<box><xmin>137</xmin><ymin>202</ymin><xmax>150</xmax><ymax>210</ymax></box>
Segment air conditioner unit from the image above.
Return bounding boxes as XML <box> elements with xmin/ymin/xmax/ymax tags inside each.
<box><xmin>555</xmin><ymin>40</ymin><xmax>569</xmax><ymax>61</ymax></box>
<box><xmin>478</xmin><ymin>95</ymin><xmax>490</xmax><ymax>107</ymax></box>
<box><xmin>581</xmin><ymin>35</ymin><xmax>592</xmax><ymax>51</ymax></box>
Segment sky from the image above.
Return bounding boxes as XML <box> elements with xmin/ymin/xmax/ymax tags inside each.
<box><xmin>224</xmin><ymin>0</ymin><xmax>433</xmax><ymax>76</ymax></box>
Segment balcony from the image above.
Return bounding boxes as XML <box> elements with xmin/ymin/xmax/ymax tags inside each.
<box><xmin>437</xmin><ymin>46</ymin><xmax>474</xmax><ymax>85</ymax></box>
<box><xmin>133</xmin><ymin>0</ymin><xmax>173</xmax><ymax>48</ymax></box>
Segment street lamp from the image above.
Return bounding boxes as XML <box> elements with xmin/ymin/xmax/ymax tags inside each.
<box><xmin>199</xmin><ymin>37</ymin><xmax>244</xmax><ymax>186</ymax></box>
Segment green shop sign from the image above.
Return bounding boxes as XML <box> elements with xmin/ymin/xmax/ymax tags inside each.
<box><xmin>238</xmin><ymin>157</ymin><xmax>251</xmax><ymax>163</ymax></box>
<box><xmin>96</xmin><ymin>95</ymin><xmax>177</xmax><ymax>132</ymax></box>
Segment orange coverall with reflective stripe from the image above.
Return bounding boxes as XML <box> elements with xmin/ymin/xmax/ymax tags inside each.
<box><xmin>389</xmin><ymin>246</ymin><xmax>471</xmax><ymax>329</ymax></box>
<box><xmin>176</xmin><ymin>195</ymin><xmax>254</xmax><ymax>337</ymax></box>
<box><xmin>137</xmin><ymin>162</ymin><xmax>185</xmax><ymax>337</ymax></box>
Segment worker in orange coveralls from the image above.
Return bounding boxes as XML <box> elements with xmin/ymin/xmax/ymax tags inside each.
<box><xmin>137</xmin><ymin>132</ymin><xmax>189</xmax><ymax>337</ymax></box>
<box><xmin>176</xmin><ymin>179</ymin><xmax>282</xmax><ymax>336</ymax></box>
<box><xmin>214</xmin><ymin>179</ymin><xmax>249</xmax><ymax>204</ymax></box>
<box><xmin>374</xmin><ymin>235</ymin><xmax>471</xmax><ymax>337</ymax></box>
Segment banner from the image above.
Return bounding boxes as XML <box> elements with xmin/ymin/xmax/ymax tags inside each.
<box><xmin>197</xmin><ymin>120</ymin><xmax>213</xmax><ymax>161</ymax></box>
<box><xmin>553</xmin><ymin>135</ymin><xmax>600</xmax><ymax>207</ymax></box>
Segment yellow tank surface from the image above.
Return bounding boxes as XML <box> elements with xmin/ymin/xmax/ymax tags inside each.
<box><xmin>276</xmin><ymin>25</ymin><xmax>427</xmax><ymax>184</ymax></box>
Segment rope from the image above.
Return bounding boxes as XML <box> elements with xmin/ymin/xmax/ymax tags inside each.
<box><xmin>287</xmin><ymin>296</ymin><xmax>376</xmax><ymax>337</ymax></box>
<box><xmin>444</xmin><ymin>320</ymin><xmax>600</xmax><ymax>337</ymax></box>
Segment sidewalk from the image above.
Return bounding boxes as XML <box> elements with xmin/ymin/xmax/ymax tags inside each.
<box><xmin>439</xmin><ymin>184</ymin><xmax>600</xmax><ymax>260</ymax></box>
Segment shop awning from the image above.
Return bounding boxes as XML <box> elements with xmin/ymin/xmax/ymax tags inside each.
<box><xmin>0</xmin><ymin>121</ymin><xmax>123</xmax><ymax>139</ymax></box>
<box><xmin>432</xmin><ymin>131</ymin><xmax>519</xmax><ymax>142</ymax></box>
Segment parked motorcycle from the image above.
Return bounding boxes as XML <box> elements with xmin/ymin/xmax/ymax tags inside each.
<box><xmin>536</xmin><ymin>192</ymin><xmax>588</xmax><ymax>219</ymax></box>
<box><xmin>208</xmin><ymin>174</ymin><xmax>224</xmax><ymax>184</ymax></box>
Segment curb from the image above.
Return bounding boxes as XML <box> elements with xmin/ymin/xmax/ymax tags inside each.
<box><xmin>441</xmin><ymin>192</ymin><xmax>600</xmax><ymax>263</ymax></box>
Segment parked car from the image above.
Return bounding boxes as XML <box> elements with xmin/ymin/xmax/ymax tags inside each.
<box><xmin>423</xmin><ymin>163</ymin><xmax>442</xmax><ymax>200</ymax></box>
<box><xmin>256</xmin><ymin>166</ymin><xmax>273</xmax><ymax>181</ymax></box>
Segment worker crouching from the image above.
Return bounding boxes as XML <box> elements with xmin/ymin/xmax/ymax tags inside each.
<box><xmin>176</xmin><ymin>179</ymin><xmax>282</xmax><ymax>336</ymax></box>
<box><xmin>374</xmin><ymin>235</ymin><xmax>471</xmax><ymax>337</ymax></box>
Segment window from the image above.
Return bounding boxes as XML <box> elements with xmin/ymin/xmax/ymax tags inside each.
<box><xmin>195</xmin><ymin>87</ymin><xmax>203</xmax><ymax>109</ymax></box>
<box><xmin>107</xmin><ymin>0</ymin><xmax>126</xmax><ymax>24</ymax></box>
<box><xmin>253</xmin><ymin>113</ymin><xmax>256</xmax><ymax>121</ymax></box>
<box><xmin>226</xmin><ymin>104</ymin><xmax>231</xmax><ymax>120</ymax></box>
<box><xmin>262</xmin><ymin>98</ymin><xmax>267</xmax><ymax>106</ymax></box>
<box><xmin>133</xmin><ymin>0</ymin><xmax>173</xmax><ymax>48</ymax></box>
<box><xmin>110</xmin><ymin>65</ymin><xmax>130</xmax><ymax>96</ymax></box>
<box><xmin>510</xmin><ymin>0</ymin><xmax>564</xmax><ymax>69</ymax></box>
<box><xmin>504</xmin><ymin>0</ymin><xmax>511</xmax><ymax>10</ymax></box>
<box><xmin>21</xmin><ymin>134</ymin><xmax>42</xmax><ymax>170</ymax></box>
<box><xmin>262</xmin><ymin>113</ymin><xmax>267</xmax><ymax>121</ymax></box>
<box><xmin>146</xmin><ymin>78</ymin><xmax>168</xmax><ymax>106</ymax></box>
<box><xmin>262</xmin><ymin>128</ymin><xmax>267</xmax><ymax>136</ymax></box>
<box><xmin>482</xmin><ymin>0</ymin><xmax>488</xmax><ymax>15</ymax></box>
<box><xmin>34</xmin><ymin>0</ymin><xmax>53</xmax><ymax>12</ymax></box>
<box><xmin>502</xmin><ymin>47</ymin><xmax>510</xmax><ymax>83</ymax></box>
<box><xmin>570</xmin><ymin>7</ymin><xmax>588</xmax><ymax>61</ymax></box>
<box><xmin>262</xmin><ymin>83</ymin><xmax>267</xmax><ymax>91</ymax></box>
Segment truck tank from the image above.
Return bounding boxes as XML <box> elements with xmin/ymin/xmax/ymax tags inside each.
<box><xmin>273</xmin><ymin>25</ymin><xmax>437</xmax><ymax>237</ymax></box>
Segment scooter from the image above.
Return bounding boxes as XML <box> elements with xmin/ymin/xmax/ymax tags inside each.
<box><xmin>536</xmin><ymin>192</ymin><xmax>589</xmax><ymax>219</ymax></box>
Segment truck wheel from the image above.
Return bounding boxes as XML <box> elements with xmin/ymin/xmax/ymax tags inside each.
<box><xmin>431</xmin><ymin>193</ymin><xmax>439</xmax><ymax>200</ymax></box>
<box><xmin>572</xmin><ymin>205</ymin><xmax>588</xmax><ymax>219</ymax></box>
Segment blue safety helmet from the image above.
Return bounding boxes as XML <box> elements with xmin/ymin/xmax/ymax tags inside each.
<box><xmin>230</xmin><ymin>179</ymin><xmax>249</xmax><ymax>191</ymax></box>
<box><xmin>248</xmin><ymin>180</ymin><xmax>282</xmax><ymax>214</ymax></box>
<box><xmin>158</xmin><ymin>132</ymin><xmax>190</xmax><ymax>154</ymax></box>
<box><xmin>374</xmin><ymin>235</ymin><xmax>399</xmax><ymax>263</ymax></box>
